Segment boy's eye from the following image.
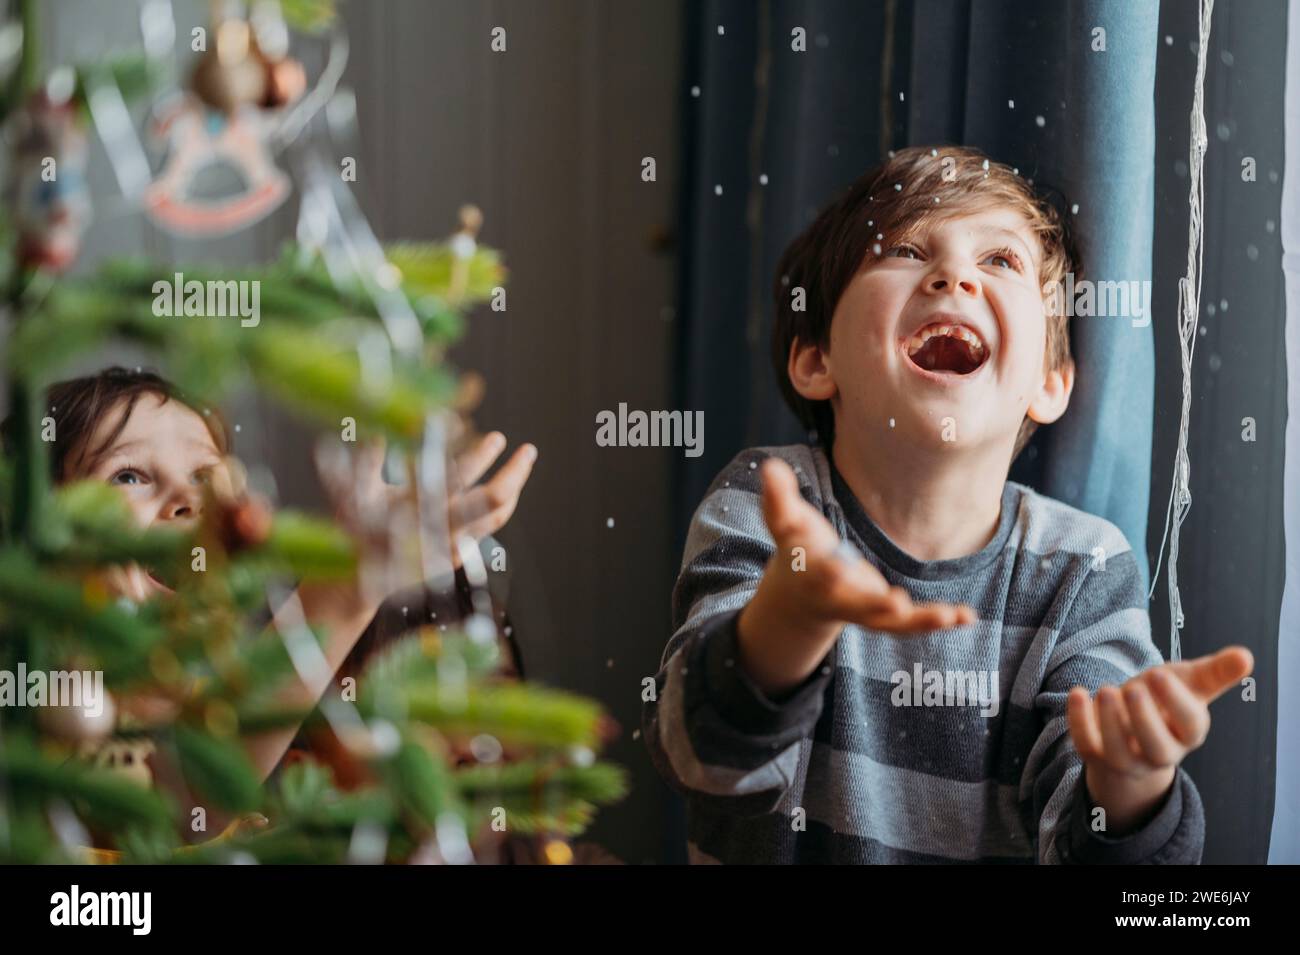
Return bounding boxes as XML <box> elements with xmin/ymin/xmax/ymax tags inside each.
<box><xmin>884</xmin><ymin>244</ymin><xmax>922</xmax><ymax>260</ymax></box>
<box><xmin>982</xmin><ymin>249</ymin><xmax>1022</xmax><ymax>272</ymax></box>
<box><xmin>110</xmin><ymin>468</ymin><xmax>145</xmax><ymax>486</ymax></box>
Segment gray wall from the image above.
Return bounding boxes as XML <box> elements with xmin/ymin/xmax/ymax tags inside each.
<box><xmin>340</xmin><ymin>0</ymin><xmax>684</xmax><ymax>863</ymax></box>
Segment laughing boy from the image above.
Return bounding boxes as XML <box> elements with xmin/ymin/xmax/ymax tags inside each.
<box><xmin>644</xmin><ymin>146</ymin><xmax>1253</xmax><ymax>864</ymax></box>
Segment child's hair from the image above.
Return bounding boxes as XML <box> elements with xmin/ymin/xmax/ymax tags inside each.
<box><xmin>771</xmin><ymin>144</ymin><xmax>1079</xmax><ymax>459</ymax></box>
<box><xmin>1</xmin><ymin>366</ymin><xmax>230</xmax><ymax>482</ymax></box>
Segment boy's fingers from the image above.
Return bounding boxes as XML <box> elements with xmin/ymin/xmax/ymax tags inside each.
<box><xmin>1176</xmin><ymin>646</ymin><xmax>1254</xmax><ymax>703</ymax></box>
<box><xmin>758</xmin><ymin>458</ymin><xmax>803</xmax><ymax>539</ymax></box>
<box><xmin>450</xmin><ymin>486</ymin><xmax>515</xmax><ymax>535</ymax></box>
<box><xmin>760</xmin><ymin>458</ymin><xmax>840</xmax><ymax>553</ymax></box>
<box><xmin>483</xmin><ymin>443</ymin><xmax>537</xmax><ymax>506</ymax></box>
<box><xmin>1144</xmin><ymin>667</ymin><xmax>1210</xmax><ymax>747</ymax></box>
<box><xmin>455</xmin><ymin>501</ymin><xmax>519</xmax><ymax>541</ymax></box>
<box><xmin>450</xmin><ymin>444</ymin><xmax>536</xmax><ymax>530</ymax></box>
<box><xmin>1096</xmin><ymin>687</ymin><xmax>1140</xmax><ymax>771</ymax></box>
<box><xmin>859</xmin><ymin>598</ymin><xmax>975</xmax><ymax>634</ymax></box>
<box><xmin>1123</xmin><ymin>681</ymin><xmax>1184</xmax><ymax>767</ymax></box>
<box><xmin>854</xmin><ymin>587</ymin><xmax>914</xmax><ymax>629</ymax></box>
<box><xmin>1067</xmin><ymin>688</ymin><xmax>1105</xmax><ymax>761</ymax></box>
<box><xmin>454</xmin><ymin>431</ymin><xmax>508</xmax><ymax>489</ymax></box>
<box><xmin>896</xmin><ymin>604</ymin><xmax>953</xmax><ymax>631</ymax></box>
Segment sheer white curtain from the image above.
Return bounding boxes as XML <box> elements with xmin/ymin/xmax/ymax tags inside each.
<box><xmin>1271</xmin><ymin>0</ymin><xmax>1300</xmax><ymax>865</ymax></box>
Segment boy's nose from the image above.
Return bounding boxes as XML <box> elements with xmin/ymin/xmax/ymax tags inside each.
<box><xmin>927</xmin><ymin>263</ymin><xmax>981</xmax><ymax>297</ymax></box>
<box><xmin>162</xmin><ymin>490</ymin><xmax>202</xmax><ymax>522</ymax></box>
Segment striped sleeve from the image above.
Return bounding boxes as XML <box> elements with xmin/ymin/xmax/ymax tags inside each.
<box><xmin>641</xmin><ymin>450</ymin><xmax>832</xmax><ymax>816</ymax></box>
<box><xmin>1024</xmin><ymin>542</ymin><xmax>1206</xmax><ymax>864</ymax></box>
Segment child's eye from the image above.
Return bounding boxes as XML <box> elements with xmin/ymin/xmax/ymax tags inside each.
<box><xmin>982</xmin><ymin>249</ymin><xmax>1023</xmax><ymax>272</ymax></box>
<box><xmin>884</xmin><ymin>244</ymin><xmax>923</xmax><ymax>260</ymax></box>
<box><xmin>110</xmin><ymin>468</ymin><xmax>146</xmax><ymax>486</ymax></box>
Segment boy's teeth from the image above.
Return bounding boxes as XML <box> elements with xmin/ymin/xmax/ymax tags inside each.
<box><xmin>906</xmin><ymin>323</ymin><xmax>986</xmax><ymax>357</ymax></box>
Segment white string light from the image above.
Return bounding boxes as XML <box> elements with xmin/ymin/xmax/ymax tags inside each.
<box><xmin>1149</xmin><ymin>0</ymin><xmax>1214</xmax><ymax>662</ymax></box>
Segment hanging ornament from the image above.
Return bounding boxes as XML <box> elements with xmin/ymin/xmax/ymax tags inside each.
<box><xmin>215</xmin><ymin>493</ymin><xmax>274</xmax><ymax>553</ymax></box>
<box><xmin>143</xmin><ymin>7</ymin><xmax>299</xmax><ymax>236</ymax></box>
<box><xmin>258</xmin><ymin>49</ymin><xmax>307</xmax><ymax>109</ymax></box>
<box><xmin>4</xmin><ymin>89</ymin><xmax>91</xmax><ymax>271</ymax></box>
<box><xmin>143</xmin><ymin>93</ymin><xmax>290</xmax><ymax>237</ymax></box>
<box><xmin>38</xmin><ymin>691</ymin><xmax>117</xmax><ymax>745</ymax></box>
<box><xmin>250</xmin><ymin>4</ymin><xmax>307</xmax><ymax>110</ymax></box>
<box><xmin>190</xmin><ymin>13</ymin><xmax>266</xmax><ymax>115</ymax></box>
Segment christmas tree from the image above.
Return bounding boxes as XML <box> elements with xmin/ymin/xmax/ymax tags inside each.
<box><xmin>0</xmin><ymin>0</ymin><xmax>624</xmax><ymax>864</ymax></box>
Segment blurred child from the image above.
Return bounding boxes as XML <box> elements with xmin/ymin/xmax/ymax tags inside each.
<box><xmin>23</xmin><ymin>365</ymin><xmax>535</xmax><ymax>785</ymax></box>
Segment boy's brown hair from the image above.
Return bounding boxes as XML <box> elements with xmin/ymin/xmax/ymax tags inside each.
<box><xmin>771</xmin><ymin>144</ymin><xmax>1079</xmax><ymax>459</ymax></box>
<box><xmin>1</xmin><ymin>366</ymin><xmax>231</xmax><ymax>482</ymax></box>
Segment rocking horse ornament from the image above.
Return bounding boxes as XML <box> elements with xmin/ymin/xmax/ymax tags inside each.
<box><xmin>143</xmin><ymin>6</ymin><xmax>305</xmax><ymax>237</ymax></box>
<box><xmin>143</xmin><ymin>95</ymin><xmax>290</xmax><ymax>236</ymax></box>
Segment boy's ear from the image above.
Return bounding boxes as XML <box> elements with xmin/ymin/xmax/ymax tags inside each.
<box><xmin>788</xmin><ymin>337</ymin><xmax>837</xmax><ymax>402</ymax></box>
<box><xmin>1027</xmin><ymin>358</ymin><xmax>1075</xmax><ymax>426</ymax></box>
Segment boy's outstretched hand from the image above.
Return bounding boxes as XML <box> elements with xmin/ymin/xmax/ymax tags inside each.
<box><xmin>736</xmin><ymin>458</ymin><xmax>976</xmax><ymax>697</ymax></box>
<box><xmin>1066</xmin><ymin>646</ymin><xmax>1254</xmax><ymax>834</ymax></box>
<box><xmin>447</xmin><ymin>431</ymin><xmax>538</xmax><ymax>544</ymax></box>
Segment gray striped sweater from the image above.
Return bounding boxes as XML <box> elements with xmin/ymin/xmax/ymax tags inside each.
<box><xmin>643</xmin><ymin>444</ymin><xmax>1204</xmax><ymax>864</ymax></box>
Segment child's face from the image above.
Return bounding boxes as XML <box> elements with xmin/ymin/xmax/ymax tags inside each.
<box><xmin>76</xmin><ymin>394</ymin><xmax>224</xmax><ymax>596</ymax></box>
<box><xmin>798</xmin><ymin>207</ymin><xmax>1072</xmax><ymax>454</ymax></box>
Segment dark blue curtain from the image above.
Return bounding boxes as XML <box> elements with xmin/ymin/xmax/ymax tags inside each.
<box><xmin>674</xmin><ymin>0</ymin><xmax>1158</xmax><ymax>590</ymax></box>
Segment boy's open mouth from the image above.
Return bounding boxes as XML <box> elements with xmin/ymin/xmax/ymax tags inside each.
<box><xmin>143</xmin><ymin>563</ymin><xmax>177</xmax><ymax>593</ymax></box>
<box><xmin>903</xmin><ymin>321</ymin><xmax>989</xmax><ymax>376</ymax></box>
